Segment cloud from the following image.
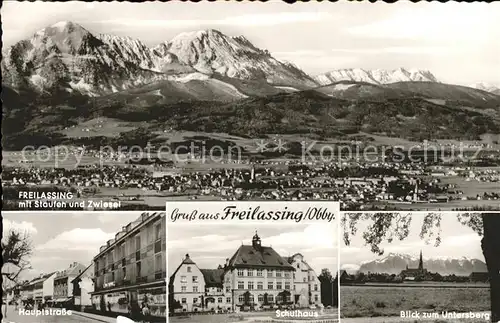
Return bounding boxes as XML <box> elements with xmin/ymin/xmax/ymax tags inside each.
<box><xmin>37</xmin><ymin>228</ymin><xmax>114</xmax><ymax>252</ymax></box>
<box><xmin>347</xmin><ymin>3</ymin><xmax>496</xmax><ymax>42</ymax></box>
<box><xmin>98</xmin><ymin>12</ymin><xmax>331</xmax><ymax>28</ymax></box>
<box><xmin>330</xmin><ymin>46</ymin><xmax>452</xmax><ymax>55</ymax></box>
<box><xmin>441</xmin><ymin>233</ymin><xmax>482</xmax><ymax>248</ymax></box>
<box><xmin>2</xmin><ymin>219</ymin><xmax>38</xmax><ymax>236</ymax></box>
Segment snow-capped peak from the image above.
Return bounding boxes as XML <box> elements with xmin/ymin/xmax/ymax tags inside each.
<box><xmin>314</xmin><ymin>68</ymin><xmax>439</xmax><ymax>86</ymax></box>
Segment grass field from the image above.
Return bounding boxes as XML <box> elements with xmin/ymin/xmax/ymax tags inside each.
<box><xmin>340</xmin><ymin>285</ymin><xmax>490</xmax><ymax>318</ymax></box>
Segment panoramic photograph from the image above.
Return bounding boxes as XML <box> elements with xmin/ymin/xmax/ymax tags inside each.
<box><xmin>2</xmin><ymin>1</ymin><xmax>500</xmax><ymax>211</ymax></box>
<box><xmin>167</xmin><ymin>216</ymin><xmax>339</xmax><ymax>322</ymax></box>
<box><xmin>339</xmin><ymin>212</ymin><xmax>499</xmax><ymax>323</ymax></box>
<box><xmin>1</xmin><ymin>211</ymin><xmax>167</xmax><ymax>323</ymax></box>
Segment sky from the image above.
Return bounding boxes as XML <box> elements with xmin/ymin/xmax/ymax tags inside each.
<box><xmin>340</xmin><ymin>212</ymin><xmax>486</xmax><ymax>273</ymax></box>
<box><xmin>168</xmin><ymin>222</ymin><xmax>339</xmax><ymax>278</ymax></box>
<box><xmin>2</xmin><ymin>1</ymin><xmax>499</xmax><ymax>85</ymax></box>
<box><xmin>2</xmin><ymin>212</ymin><xmax>147</xmax><ymax>282</ymax></box>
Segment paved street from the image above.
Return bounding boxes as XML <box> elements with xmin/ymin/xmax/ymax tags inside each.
<box><xmin>1</xmin><ymin>306</ymin><xmax>117</xmax><ymax>323</ymax></box>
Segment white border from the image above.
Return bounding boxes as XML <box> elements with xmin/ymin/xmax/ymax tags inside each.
<box><xmin>166</xmin><ymin>201</ymin><xmax>341</xmax><ymax>323</ymax></box>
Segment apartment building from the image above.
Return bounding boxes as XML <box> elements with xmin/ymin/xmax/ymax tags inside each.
<box><xmin>90</xmin><ymin>212</ymin><xmax>166</xmax><ymax>318</ymax></box>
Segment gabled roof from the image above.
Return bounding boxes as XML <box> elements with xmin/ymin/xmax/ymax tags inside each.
<box><xmin>30</xmin><ymin>272</ymin><xmax>57</xmax><ymax>284</ymax></box>
<box><xmin>200</xmin><ymin>269</ymin><xmax>224</xmax><ymax>288</ymax></box>
<box><xmin>227</xmin><ymin>245</ymin><xmax>294</xmax><ymax>270</ymax></box>
<box><xmin>70</xmin><ymin>263</ymin><xmax>94</xmax><ymax>283</ymax></box>
<box><xmin>169</xmin><ymin>254</ymin><xmax>197</xmax><ymax>285</ymax></box>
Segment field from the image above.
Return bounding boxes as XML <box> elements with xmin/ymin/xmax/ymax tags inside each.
<box><xmin>340</xmin><ymin>284</ymin><xmax>490</xmax><ymax>319</ymax></box>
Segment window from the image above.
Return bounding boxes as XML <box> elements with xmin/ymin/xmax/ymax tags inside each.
<box><xmin>193</xmin><ymin>286</ymin><xmax>198</xmax><ymax>293</ymax></box>
<box><xmin>268</xmin><ymin>282</ymin><xmax>273</xmax><ymax>290</ymax></box>
<box><xmin>122</xmin><ymin>267</ymin><xmax>127</xmax><ymax>279</ymax></box>
<box><xmin>248</xmin><ymin>282</ymin><xmax>254</xmax><ymax>290</ymax></box>
<box><xmin>155</xmin><ymin>223</ymin><xmax>161</xmax><ymax>241</ymax></box>
<box><xmin>314</xmin><ymin>295</ymin><xmax>319</xmax><ymax>302</ymax></box>
<box><xmin>181</xmin><ymin>298</ymin><xmax>186</xmax><ymax>304</ymax></box>
<box><xmin>303</xmin><ymin>277</ymin><xmax>307</xmax><ymax>282</ymax></box>
<box><xmin>297</xmin><ymin>264</ymin><xmax>300</xmax><ymax>269</ymax></box>
<box><xmin>217</xmin><ymin>288</ymin><xmax>222</xmax><ymax>293</ymax></box>
<box><xmin>237</xmin><ymin>270</ymin><xmax>244</xmax><ymax>277</ymax></box>
<box><xmin>226</xmin><ymin>286</ymin><xmax>230</xmax><ymax>293</ymax></box>
<box><xmin>226</xmin><ymin>297</ymin><xmax>231</xmax><ymax>303</ymax></box>
<box><xmin>314</xmin><ymin>284</ymin><xmax>318</xmax><ymax>291</ymax></box>
<box><xmin>155</xmin><ymin>254</ymin><xmax>162</xmax><ymax>273</ymax></box>
<box><xmin>268</xmin><ymin>295</ymin><xmax>274</xmax><ymax>302</ymax></box>
<box><xmin>293</xmin><ymin>273</ymin><xmax>295</xmax><ymax>279</ymax></box>
<box><xmin>276</xmin><ymin>282</ymin><xmax>282</xmax><ymax>290</ymax></box>
<box><xmin>257</xmin><ymin>282</ymin><xmax>263</xmax><ymax>290</ymax></box>
<box><xmin>193</xmin><ymin>298</ymin><xmax>198</xmax><ymax>304</ymax></box>
<box><xmin>276</xmin><ymin>271</ymin><xmax>282</xmax><ymax>278</ymax></box>
<box><xmin>187</xmin><ymin>266</ymin><xmax>191</xmax><ymax>273</ymax></box>
<box><xmin>181</xmin><ymin>286</ymin><xmax>187</xmax><ymax>292</ymax></box>
<box><xmin>217</xmin><ymin>297</ymin><xmax>222</xmax><ymax>303</ymax></box>
<box><xmin>238</xmin><ymin>281</ymin><xmax>244</xmax><ymax>289</ymax></box>
<box><xmin>285</xmin><ymin>283</ymin><xmax>291</xmax><ymax>290</ymax></box>
<box><xmin>192</xmin><ymin>276</ymin><xmax>198</xmax><ymax>283</ymax></box>
<box><xmin>284</xmin><ymin>272</ymin><xmax>290</xmax><ymax>278</ymax></box>
<box><xmin>135</xmin><ymin>236</ymin><xmax>141</xmax><ymax>251</ymax></box>
<box><xmin>257</xmin><ymin>269</ymin><xmax>263</xmax><ymax>277</ymax></box>
<box><xmin>136</xmin><ymin>262</ymin><xmax>141</xmax><ymax>278</ymax></box>
<box><xmin>267</xmin><ymin>270</ymin><xmax>273</xmax><ymax>278</ymax></box>
<box><xmin>286</xmin><ymin>295</ymin><xmax>291</xmax><ymax>302</ymax></box>
<box><xmin>248</xmin><ymin>270</ymin><xmax>253</xmax><ymax>277</ymax></box>
<box><xmin>258</xmin><ymin>295</ymin><xmax>264</xmax><ymax>302</ymax></box>
<box><xmin>181</xmin><ymin>276</ymin><xmax>187</xmax><ymax>283</ymax></box>
<box><xmin>238</xmin><ymin>295</ymin><xmax>244</xmax><ymax>303</ymax></box>
<box><xmin>111</xmin><ymin>271</ymin><xmax>115</xmax><ymax>281</ymax></box>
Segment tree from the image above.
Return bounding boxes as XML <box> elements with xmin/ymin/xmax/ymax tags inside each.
<box><xmin>318</xmin><ymin>268</ymin><xmax>337</xmax><ymax>307</ymax></box>
<box><xmin>2</xmin><ymin>229</ymin><xmax>33</xmax><ymax>318</ymax></box>
<box><xmin>342</xmin><ymin>212</ymin><xmax>499</xmax><ymax>323</ymax></box>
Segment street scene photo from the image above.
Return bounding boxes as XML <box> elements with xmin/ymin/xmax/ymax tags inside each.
<box><xmin>167</xmin><ymin>208</ymin><xmax>339</xmax><ymax>323</ymax></box>
<box><xmin>2</xmin><ymin>1</ymin><xmax>499</xmax><ymax>211</ymax></box>
<box><xmin>1</xmin><ymin>212</ymin><xmax>167</xmax><ymax>323</ymax></box>
<box><xmin>339</xmin><ymin>212</ymin><xmax>498</xmax><ymax>323</ymax></box>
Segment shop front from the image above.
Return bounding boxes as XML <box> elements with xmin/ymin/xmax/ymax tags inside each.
<box><xmin>104</xmin><ymin>291</ymin><xmax>129</xmax><ymax>314</ymax></box>
<box><xmin>138</xmin><ymin>286</ymin><xmax>166</xmax><ymax>317</ymax></box>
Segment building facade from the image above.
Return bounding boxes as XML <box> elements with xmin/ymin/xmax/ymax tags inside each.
<box><xmin>71</xmin><ymin>263</ymin><xmax>95</xmax><ymax>309</ymax></box>
<box><xmin>286</xmin><ymin>253</ymin><xmax>321</xmax><ymax>307</ymax></box>
<box><xmin>31</xmin><ymin>272</ymin><xmax>57</xmax><ymax>306</ymax></box>
<box><xmin>169</xmin><ymin>233</ymin><xmax>322</xmax><ymax>313</ymax></box>
<box><xmin>53</xmin><ymin>262</ymin><xmax>87</xmax><ymax>306</ymax></box>
<box><xmin>90</xmin><ymin>212</ymin><xmax>166</xmax><ymax>318</ymax></box>
<box><xmin>168</xmin><ymin>254</ymin><xmax>207</xmax><ymax>312</ymax></box>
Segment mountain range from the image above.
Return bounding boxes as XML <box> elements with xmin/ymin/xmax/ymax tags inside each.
<box><xmin>313</xmin><ymin>68</ymin><xmax>439</xmax><ymax>86</ymax></box>
<box><xmin>1</xmin><ymin>21</ymin><xmax>315</xmax><ymax>96</ymax></box>
<box><xmin>353</xmin><ymin>252</ymin><xmax>487</xmax><ymax>276</ymax></box>
<box><xmin>2</xmin><ymin>21</ymin><xmax>500</xmax><ymax>149</ymax></box>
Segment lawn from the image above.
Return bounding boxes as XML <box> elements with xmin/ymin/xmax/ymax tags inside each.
<box><xmin>340</xmin><ymin>285</ymin><xmax>490</xmax><ymax>318</ymax></box>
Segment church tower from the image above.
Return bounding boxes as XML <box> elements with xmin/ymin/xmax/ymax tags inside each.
<box><xmin>418</xmin><ymin>250</ymin><xmax>424</xmax><ymax>271</ymax></box>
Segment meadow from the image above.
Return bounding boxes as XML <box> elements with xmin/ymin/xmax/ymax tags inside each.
<box><xmin>340</xmin><ymin>284</ymin><xmax>490</xmax><ymax>318</ymax></box>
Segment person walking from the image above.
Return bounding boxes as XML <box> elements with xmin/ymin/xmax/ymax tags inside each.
<box><xmin>141</xmin><ymin>302</ymin><xmax>150</xmax><ymax>323</ymax></box>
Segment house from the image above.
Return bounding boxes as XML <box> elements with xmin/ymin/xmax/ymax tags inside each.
<box><xmin>469</xmin><ymin>272</ymin><xmax>489</xmax><ymax>283</ymax></box>
<box><xmin>71</xmin><ymin>263</ymin><xmax>95</xmax><ymax>310</ymax></box>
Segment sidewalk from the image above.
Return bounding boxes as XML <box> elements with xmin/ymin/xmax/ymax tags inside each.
<box><xmin>72</xmin><ymin>311</ymin><xmax>119</xmax><ymax>323</ymax></box>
